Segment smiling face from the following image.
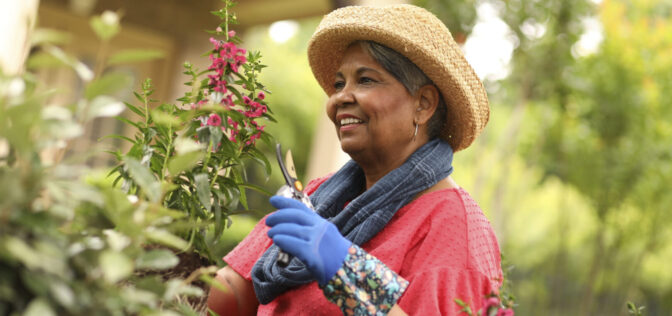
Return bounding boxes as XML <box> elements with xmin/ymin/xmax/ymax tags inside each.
<box><xmin>326</xmin><ymin>43</ymin><xmax>420</xmax><ymax>166</ymax></box>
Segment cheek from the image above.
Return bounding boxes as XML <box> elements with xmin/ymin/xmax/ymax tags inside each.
<box><xmin>325</xmin><ymin>98</ymin><xmax>338</xmax><ymax>124</ymax></box>
<box><xmin>367</xmin><ymin>98</ymin><xmax>413</xmax><ymax>127</ymax></box>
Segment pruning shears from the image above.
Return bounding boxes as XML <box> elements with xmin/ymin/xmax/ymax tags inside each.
<box><xmin>275</xmin><ymin>143</ymin><xmax>314</xmax><ymax>267</ymax></box>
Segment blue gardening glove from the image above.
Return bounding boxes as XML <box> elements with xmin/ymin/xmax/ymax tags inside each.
<box><xmin>267</xmin><ymin>195</ymin><xmax>351</xmax><ymax>285</ymax></box>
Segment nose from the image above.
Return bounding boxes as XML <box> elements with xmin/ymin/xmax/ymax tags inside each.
<box><xmin>330</xmin><ymin>84</ymin><xmax>355</xmax><ymax>108</ymax></box>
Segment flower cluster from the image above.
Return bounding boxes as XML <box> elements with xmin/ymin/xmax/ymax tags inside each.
<box><xmin>481</xmin><ymin>294</ymin><xmax>514</xmax><ymax>316</ymax></box>
<box><xmin>196</xmin><ymin>30</ymin><xmax>269</xmax><ymax>147</ymax></box>
<box><xmin>455</xmin><ymin>290</ymin><xmax>515</xmax><ymax>316</ymax></box>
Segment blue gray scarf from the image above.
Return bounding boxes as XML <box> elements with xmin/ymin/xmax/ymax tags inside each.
<box><xmin>251</xmin><ymin>138</ymin><xmax>454</xmax><ymax>304</ymax></box>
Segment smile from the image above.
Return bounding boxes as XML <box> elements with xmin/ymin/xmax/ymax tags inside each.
<box><xmin>339</xmin><ymin>117</ymin><xmax>364</xmax><ymax>126</ymax></box>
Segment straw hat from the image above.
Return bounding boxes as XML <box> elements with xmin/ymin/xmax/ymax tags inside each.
<box><xmin>307</xmin><ymin>4</ymin><xmax>489</xmax><ymax>152</ymax></box>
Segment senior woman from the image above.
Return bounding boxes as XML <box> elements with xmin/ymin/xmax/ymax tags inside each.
<box><xmin>207</xmin><ymin>4</ymin><xmax>501</xmax><ymax>316</ymax></box>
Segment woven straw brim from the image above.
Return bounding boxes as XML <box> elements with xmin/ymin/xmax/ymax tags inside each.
<box><xmin>307</xmin><ymin>4</ymin><xmax>489</xmax><ymax>151</ymax></box>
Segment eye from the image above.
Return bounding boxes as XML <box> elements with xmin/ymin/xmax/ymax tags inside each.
<box><xmin>333</xmin><ymin>80</ymin><xmax>345</xmax><ymax>90</ymax></box>
<box><xmin>359</xmin><ymin>77</ymin><xmax>376</xmax><ymax>84</ymax></box>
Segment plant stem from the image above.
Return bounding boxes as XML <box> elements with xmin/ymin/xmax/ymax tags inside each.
<box><xmin>224</xmin><ymin>5</ymin><xmax>229</xmax><ymax>41</ymax></box>
<box><xmin>160</xmin><ymin>106</ymin><xmax>175</xmax><ymax>181</ymax></box>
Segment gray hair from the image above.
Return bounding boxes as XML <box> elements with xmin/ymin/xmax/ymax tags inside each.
<box><xmin>357</xmin><ymin>41</ymin><xmax>447</xmax><ymax>139</ymax></box>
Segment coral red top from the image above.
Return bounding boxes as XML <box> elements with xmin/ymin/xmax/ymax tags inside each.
<box><xmin>224</xmin><ymin>176</ymin><xmax>502</xmax><ymax>315</ymax></box>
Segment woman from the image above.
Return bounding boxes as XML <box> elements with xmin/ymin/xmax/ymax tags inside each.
<box><xmin>207</xmin><ymin>4</ymin><xmax>501</xmax><ymax>315</ymax></box>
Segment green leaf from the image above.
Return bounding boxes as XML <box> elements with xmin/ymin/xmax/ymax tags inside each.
<box><xmin>100</xmin><ymin>250</ymin><xmax>133</xmax><ymax>283</ymax></box>
<box><xmin>87</xmin><ymin>95</ymin><xmax>125</xmax><ymax>120</ymax></box>
<box><xmin>104</xmin><ymin>229</ymin><xmax>131</xmax><ymax>251</ymax></box>
<box><xmin>151</xmin><ymin>108</ymin><xmax>181</xmax><ymax>127</ymax></box>
<box><xmin>108</xmin><ymin>49</ymin><xmax>165</xmax><ymax>65</ymax></box>
<box><xmin>123</xmin><ymin>157</ymin><xmax>161</xmax><ymax>202</ymax></box>
<box><xmin>85</xmin><ymin>71</ymin><xmax>133</xmax><ymax>99</ymax></box>
<box><xmin>123</xmin><ymin>101</ymin><xmax>146</xmax><ymax>119</ymax></box>
<box><xmin>164</xmin><ymin>279</ymin><xmax>205</xmax><ymax>301</ymax></box>
<box><xmin>145</xmin><ymin>228</ymin><xmax>188</xmax><ymax>250</ymax></box>
<box><xmin>195</xmin><ymin>173</ymin><xmax>212</xmax><ymax>211</ymax></box>
<box><xmin>23</xmin><ymin>298</ymin><xmax>56</xmax><ymax>316</ymax></box>
<box><xmin>99</xmin><ymin>134</ymin><xmax>135</xmax><ymax>144</ymax></box>
<box><xmin>209</xmin><ymin>126</ymin><xmax>223</xmax><ymax>149</ymax></box>
<box><xmin>49</xmin><ymin>281</ymin><xmax>75</xmax><ymax>308</ymax></box>
<box><xmin>136</xmin><ymin>249</ymin><xmax>179</xmax><ymax>270</ymax></box>
<box><xmin>5</xmin><ymin>237</ymin><xmax>40</xmax><ymax>270</ymax></box>
<box><xmin>168</xmin><ymin>151</ymin><xmax>204</xmax><ymax>176</ymax></box>
<box><xmin>214</xmin><ymin>198</ymin><xmax>223</xmax><ymax>238</ymax></box>
<box><xmin>232</xmin><ymin>168</ymin><xmax>248</xmax><ymax>210</ymax></box>
<box><xmin>26</xmin><ymin>51</ymin><xmax>67</xmax><ymax>69</ymax></box>
<box><xmin>246</xmin><ymin>147</ymin><xmax>272</xmax><ymax>179</ymax></box>
<box><xmin>200</xmin><ymin>274</ymin><xmax>228</xmax><ymax>293</ymax></box>
<box><xmin>30</xmin><ymin>28</ymin><xmax>72</xmax><ymax>46</ymax></box>
<box><xmin>237</xmin><ymin>182</ymin><xmax>272</xmax><ymax>196</ymax></box>
<box><xmin>90</xmin><ymin>11</ymin><xmax>120</xmax><ymax>41</ymax></box>
<box><xmin>28</xmin><ymin>46</ymin><xmax>93</xmax><ymax>81</ymax></box>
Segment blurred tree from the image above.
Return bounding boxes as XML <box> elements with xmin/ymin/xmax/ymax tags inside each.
<box><xmin>413</xmin><ymin>0</ymin><xmax>477</xmax><ymax>43</ymax></box>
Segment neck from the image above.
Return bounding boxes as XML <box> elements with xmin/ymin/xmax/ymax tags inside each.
<box><xmin>353</xmin><ymin>139</ymin><xmax>428</xmax><ymax>190</ymax></box>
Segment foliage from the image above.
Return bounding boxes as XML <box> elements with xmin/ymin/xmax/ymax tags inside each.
<box><xmin>413</xmin><ymin>0</ymin><xmax>477</xmax><ymax>43</ymax></box>
<box><xmin>0</xmin><ymin>0</ymin><xmax>268</xmax><ymax>314</ymax></box>
<box><xmin>0</xmin><ymin>14</ymin><xmax>204</xmax><ymax>316</ymax></box>
<box><xmin>106</xmin><ymin>1</ymin><xmax>274</xmax><ymax>262</ymax></box>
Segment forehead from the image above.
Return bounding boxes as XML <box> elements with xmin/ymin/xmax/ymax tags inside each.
<box><xmin>335</xmin><ymin>44</ymin><xmax>384</xmax><ymax>75</ymax></box>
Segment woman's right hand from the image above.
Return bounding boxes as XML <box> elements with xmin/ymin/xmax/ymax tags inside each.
<box><xmin>207</xmin><ymin>266</ymin><xmax>258</xmax><ymax>316</ymax></box>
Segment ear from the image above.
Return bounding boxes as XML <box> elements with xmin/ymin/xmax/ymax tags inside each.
<box><xmin>415</xmin><ymin>84</ymin><xmax>440</xmax><ymax>124</ymax></box>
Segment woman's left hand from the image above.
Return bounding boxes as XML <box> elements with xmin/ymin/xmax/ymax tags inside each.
<box><xmin>266</xmin><ymin>196</ymin><xmax>352</xmax><ymax>285</ymax></box>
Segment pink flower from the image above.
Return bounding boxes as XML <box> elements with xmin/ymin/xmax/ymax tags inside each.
<box><xmin>257</xmin><ymin>91</ymin><xmax>265</xmax><ymax>100</ymax></box>
<box><xmin>497</xmin><ymin>308</ymin><xmax>514</xmax><ymax>316</ymax></box>
<box><xmin>207</xmin><ymin>114</ymin><xmax>222</xmax><ymax>126</ymax></box>
<box><xmin>228</xmin><ymin>30</ymin><xmax>236</xmax><ymax>38</ymax></box>
<box><xmin>479</xmin><ymin>296</ymin><xmax>500</xmax><ymax>315</ymax></box>
<box><xmin>227</xmin><ymin>117</ymin><xmax>238</xmax><ymax>129</ymax></box>
<box><xmin>216</xmin><ymin>26</ymin><xmax>223</xmax><ymax>33</ymax></box>
<box><xmin>242</xmin><ymin>96</ymin><xmax>251</xmax><ymax>104</ymax></box>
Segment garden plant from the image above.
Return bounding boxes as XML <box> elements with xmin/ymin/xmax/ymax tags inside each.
<box><xmin>0</xmin><ymin>1</ymin><xmax>272</xmax><ymax>314</ymax></box>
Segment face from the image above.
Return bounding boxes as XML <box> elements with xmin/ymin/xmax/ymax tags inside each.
<box><xmin>327</xmin><ymin>44</ymin><xmax>419</xmax><ymax>161</ymax></box>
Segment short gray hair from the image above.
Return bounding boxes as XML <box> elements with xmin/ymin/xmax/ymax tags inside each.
<box><xmin>357</xmin><ymin>41</ymin><xmax>447</xmax><ymax>139</ymax></box>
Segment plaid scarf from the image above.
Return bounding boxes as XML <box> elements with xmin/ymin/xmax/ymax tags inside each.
<box><xmin>251</xmin><ymin>138</ymin><xmax>454</xmax><ymax>304</ymax></box>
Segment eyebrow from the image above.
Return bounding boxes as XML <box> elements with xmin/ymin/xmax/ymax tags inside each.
<box><xmin>335</xmin><ymin>66</ymin><xmax>382</xmax><ymax>78</ymax></box>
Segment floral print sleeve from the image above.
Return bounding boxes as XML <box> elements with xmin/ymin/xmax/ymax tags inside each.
<box><xmin>319</xmin><ymin>245</ymin><xmax>409</xmax><ymax>315</ymax></box>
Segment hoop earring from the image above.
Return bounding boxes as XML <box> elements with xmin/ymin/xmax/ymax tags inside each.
<box><xmin>412</xmin><ymin>122</ymin><xmax>418</xmax><ymax>142</ymax></box>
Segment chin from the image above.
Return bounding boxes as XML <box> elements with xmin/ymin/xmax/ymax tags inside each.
<box><xmin>339</xmin><ymin>139</ymin><xmax>364</xmax><ymax>156</ymax></box>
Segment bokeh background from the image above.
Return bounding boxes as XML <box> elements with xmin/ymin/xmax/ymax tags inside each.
<box><xmin>2</xmin><ymin>0</ymin><xmax>671</xmax><ymax>315</ymax></box>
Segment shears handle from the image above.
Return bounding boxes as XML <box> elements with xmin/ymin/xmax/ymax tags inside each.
<box><xmin>274</xmin><ymin>144</ymin><xmax>314</xmax><ymax>267</ymax></box>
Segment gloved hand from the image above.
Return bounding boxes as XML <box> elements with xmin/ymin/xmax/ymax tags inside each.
<box><xmin>267</xmin><ymin>196</ymin><xmax>351</xmax><ymax>285</ymax></box>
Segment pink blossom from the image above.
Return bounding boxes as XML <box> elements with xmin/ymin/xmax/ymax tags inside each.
<box><xmin>207</xmin><ymin>114</ymin><xmax>222</xmax><ymax>126</ymax></box>
<box><xmin>257</xmin><ymin>91</ymin><xmax>265</xmax><ymax>100</ymax></box>
<box><xmin>228</xmin><ymin>30</ymin><xmax>236</xmax><ymax>38</ymax></box>
<box><xmin>497</xmin><ymin>309</ymin><xmax>514</xmax><ymax>316</ymax></box>
<box><xmin>216</xmin><ymin>26</ymin><xmax>223</xmax><ymax>33</ymax></box>
<box><xmin>479</xmin><ymin>296</ymin><xmax>500</xmax><ymax>314</ymax></box>
<box><xmin>242</xmin><ymin>96</ymin><xmax>251</xmax><ymax>104</ymax></box>
<box><xmin>227</xmin><ymin>117</ymin><xmax>238</xmax><ymax>129</ymax></box>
